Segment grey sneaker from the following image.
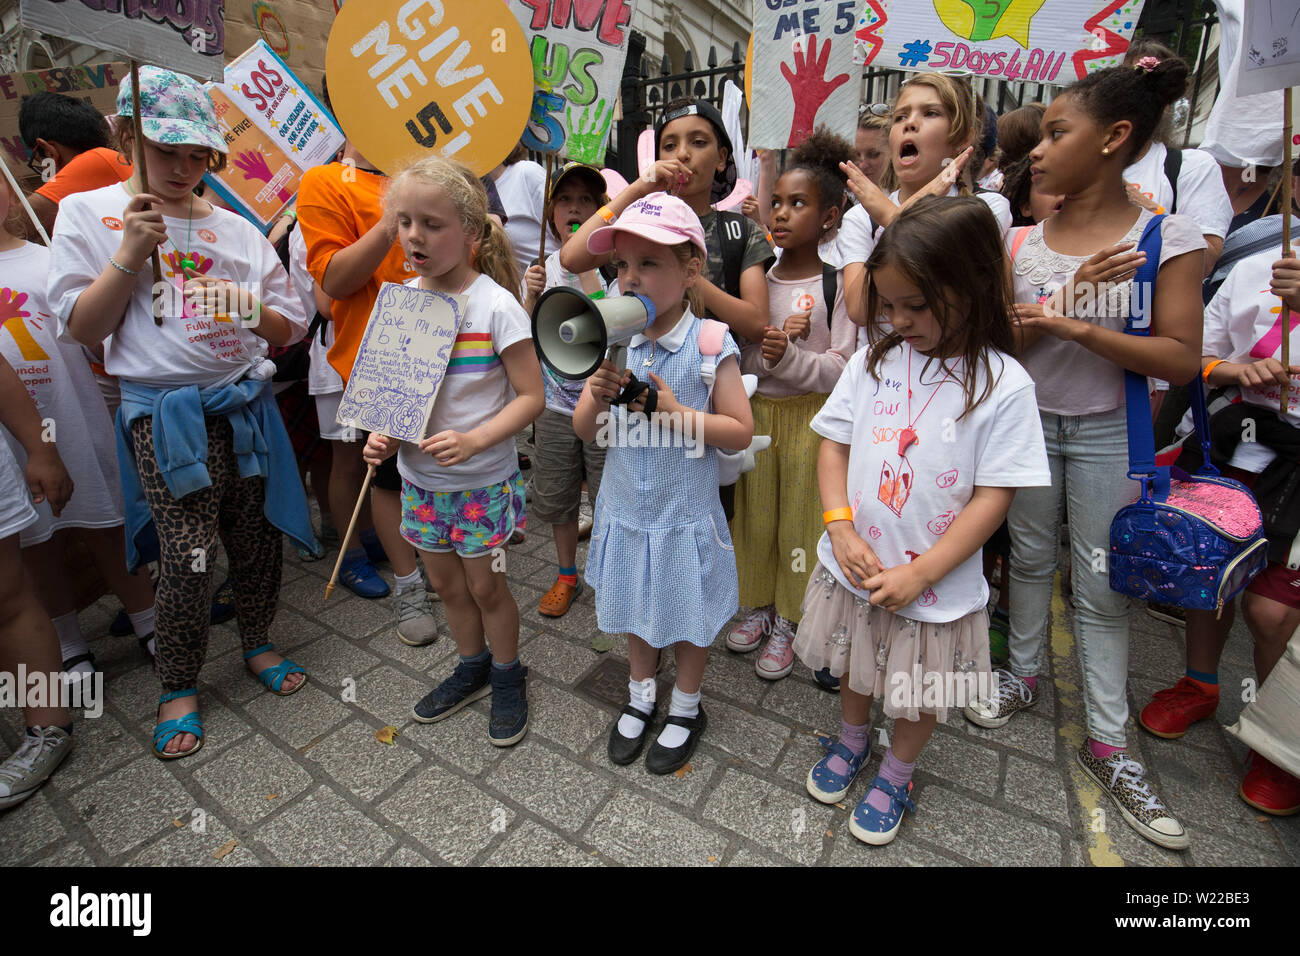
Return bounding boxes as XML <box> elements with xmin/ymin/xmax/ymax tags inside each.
<box><xmin>394</xmin><ymin>584</ymin><xmax>439</xmax><ymax>647</ymax></box>
<box><xmin>1076</xmin><ymin>744</ymin><xmax>1189</xmax><ymax>850</ymax></box>
<box><xmin>964</xmin><ymin>668</ymin><xmax>1036</xmax><ymax>728</ymax></box>
<box><xmin>0</xmin><ymin>726</ymin><xmax>73</xmax><ymax>810</ymax></box>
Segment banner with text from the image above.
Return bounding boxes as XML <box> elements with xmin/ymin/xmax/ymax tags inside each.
<box><xmin>203</xmin><ymin>41</ymin><xmax>343</xmax><ymax>229</ymax></box>
<box><xmin>0</xmin><ymin>62</ymin><xmax>126</xmax><ymax>177</ymax></box>
<box><xmin>855</xmin><ymin>0</ymin><xmax>1148</xmax><ymax>86</ymax></box>
<box><xmin>509</xmin><ymin>0</ymin><xmax>638</xmax><ymax>165</ymax></box>
<box><xmin>19</xmin><ymin>0</ymin><xmax>225</xmax><ymax>81</ymax></box>
<box><xmin>335</xmin><ymin>282</ymin><xmax>467</xmax><ymax>442</ymax></box>
<box><xmin>751</xmin><ymin>0</ymin><xmax>862</xmax><ymax>149</ymax></box>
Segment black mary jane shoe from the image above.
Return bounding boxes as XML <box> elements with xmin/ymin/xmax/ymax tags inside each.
<box><xmin>644</xmin><ymin>708</ymin><xmax>707</xmax><ymax>776</ymax></box>
<box><xmin>607</xmin><ymin>705</ymin><xmax>658</xmax><ymax>766</ymax></box>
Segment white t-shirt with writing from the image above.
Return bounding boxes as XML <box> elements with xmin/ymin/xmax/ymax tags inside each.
<box><xmin>811</xmin><ymin>344</ymin><xmax>1050</xmax><ymax>622</ymax></box>
<box><xmin>47</xmin><ymin>183</ymin><xmax>308</xmax><ymax>388</ymax></box>
<box><xmin>0</xmin><ymin>242</ymin><xmax>122</xmax><ymax>545</ymax></box>
<box><xmin>397</xmin><ymin>274</ymin><xmax>533</xmax><ymax>492</ymax></box>
<box><xmin>496</xmin><ymin>161</ymin><xmax>559</xmax><ymax>278</ymax></box>
<box><xmin>1201</xmin><ymin>248</ymin><xmax>1299</xmax><ymax>473</ymax></box>
<box><xmin>1125</xmin><ymin>143</ymin><xmax>1232</xmax><ymax>240</ymax></box>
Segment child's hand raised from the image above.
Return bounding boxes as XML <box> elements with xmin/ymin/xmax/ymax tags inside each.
<box><xmin>902</xmin><ymin>146</ymin><xmax>974</xmax><ymax>209</ymax></box>
<box><xmin>761</xmin><ymin>326</ymin><xmax>790</xmax><ymax>363</ymax></box>
<box><xmin>588</xmin><ymin>359</ymin><xmax>629</xmax><ymax>406</ymax></box>
<box><xmin>362</xmin><ymin>433</ymin><xmax>399</xmax><ymax>467</ymax></box>
<box><xmin>420</xmin><ymin>429</ymin><xmax>482</xmax><ymax>466</ymax></box>
<box><xmin>1271</xmin><ymin>254</ymin><xmax>1300</xmax><ymax>312</ymax></box>
<box><xmin>642</xmin><ymin>159</ymin><xmax>692</xmax><ymax>197</ymax></box>
<box><xmin>524</xmin><ymin>263</ymin><xmax>545</xmax><ymax>300</ymax></box>
<box><xmin>862</xmin><ymin>562</ymin><xmax>931</xmax><ymax>613</ymax></box>
<box><xmin>827</xmin><ymin>521</ymin><xmax>882</xmax><ymax>590</ymax></box>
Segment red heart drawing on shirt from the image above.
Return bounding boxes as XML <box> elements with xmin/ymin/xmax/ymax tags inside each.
<box><xmin>868</xmin><ymin>525</ymin><xmax>882</xmax><ymax>539</ymax></box>
<box><xmin>936</xmin><ymin>469</ymin><xmax>958</xmax><ymax>488</ymax></box>
<box><xmin>916</xmin><ymin>588</ymin><xmax>937</xmax><ymax>607</ymax></box>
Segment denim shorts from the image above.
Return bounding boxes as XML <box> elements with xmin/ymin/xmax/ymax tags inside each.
<box><xmin>400</xmin><ymin>471</ymin><xmax>526</xmax><ymax>557</ymax></box>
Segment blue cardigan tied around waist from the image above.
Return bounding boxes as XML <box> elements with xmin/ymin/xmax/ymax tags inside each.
<box><xmin>115</xmin><ymin>377</ymin><xmax>317</xmax><ymax>571</ymax></box>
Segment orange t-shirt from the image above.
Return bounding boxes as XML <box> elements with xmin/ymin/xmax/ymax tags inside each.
<box><xmin>296</xmin><ymin>163</ymin><xmax>412</xmax><ymax>381</ymax></box>
<box><xmin>35</xmin><ymin>147</ymin><xmax>132</xmax><ymax>204</ymax></box>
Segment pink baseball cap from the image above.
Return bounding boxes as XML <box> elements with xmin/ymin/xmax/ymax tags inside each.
<box><xmin>587</xmin><ymin>193</ymin><xmax>707</xmax><ymax>258</ymax></box>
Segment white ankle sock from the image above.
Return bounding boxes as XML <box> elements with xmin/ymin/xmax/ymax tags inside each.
<box><xmin>617</xmin><ymin>678</ymin><xmax>656</xmax><ymax>738</ymax></box>
<box><xmin>128</xmin><ymin>607</ymin><xmax>156</xmax><ymax>656</ymax></box>
<box><xmin>394</xmin><ymin>569</ymin><xmax>421</xmax><ymax>591</ymax></box>
<box><xmin>658</xmin><ymin>686</ymin><xmax>701</xmax><ymax>749</ymax></box>
<box><xmin>52</xmin><ymin>612</ymin><xmax>92</xmax><ymax>677</ymax></box>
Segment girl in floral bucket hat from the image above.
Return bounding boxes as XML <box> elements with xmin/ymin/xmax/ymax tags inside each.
<box><xmin>47</xmin><ymin>65</ymin><xmax>316</xmax><ymax>760</ymax></box>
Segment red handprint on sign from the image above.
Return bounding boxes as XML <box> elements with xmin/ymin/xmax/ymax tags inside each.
<box><xmin>232</xmin><ymin>150</ymin><xmax>293</xmax><ymax>203</ymax></box>
<box><xmin>780</xmin><ymin>34</ymin><xmax>851</xmax><ymax>148</ymax></box>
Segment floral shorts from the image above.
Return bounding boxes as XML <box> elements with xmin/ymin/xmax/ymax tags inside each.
<box><xmin>400</xmin><ymin>472</ymin><xmax>526</xmax><ymax>557</ymax></box>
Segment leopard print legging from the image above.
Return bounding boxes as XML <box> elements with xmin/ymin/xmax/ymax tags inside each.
<box><xmin>130</xmin><ymin>414</ymin><xmax>283</xmax><ymax>691</ymax></box>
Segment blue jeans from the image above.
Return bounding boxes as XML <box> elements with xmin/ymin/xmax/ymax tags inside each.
<box><xmin>1006</xmin><ymin>407</ymin><xmax>1136</xmax><ymax>747</ymax></box>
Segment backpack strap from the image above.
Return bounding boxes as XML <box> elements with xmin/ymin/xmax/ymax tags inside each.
<box><xmin>1121</xmin><ymin>215</ymin><xmax>1173</xmax><ymax>499</ymax></box>
<box><xmin>698</xmin><ymin>317</ymin><xmax>728</xmax><ymax>405</ymax></box>
<box><xmin>821</xmin><ymin>262</ymin><xmax>838</xmax><ymax>329</ymax></box>
<box><xmin>1162</xmin><ymin>147</ymin><xmax>1183</xmax><ymax>215</ymax></box>
<box><xmin>1010</xmin><ymin>225</ymin><xmax>1033</xmax><ymax>260</ymax></box>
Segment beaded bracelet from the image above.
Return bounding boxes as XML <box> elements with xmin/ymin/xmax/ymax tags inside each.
<box><xmin>108</xmin><ymin>256</ymin><xmax>139</xmax><ymax>277</ymax></box>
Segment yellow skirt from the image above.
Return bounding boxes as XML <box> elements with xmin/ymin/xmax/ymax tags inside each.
<box><xmin>729</xmin><ymin>391</ymin><xmax>826</xmax><ymax>622</ymax></box>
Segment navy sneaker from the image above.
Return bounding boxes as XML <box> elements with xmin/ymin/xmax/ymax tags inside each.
<box><xmin>488</xmin><ymin>663</ymin><xmax>529</xmax><ymax>747</ymax></box>
<box><xmin>812</xmin><ymin>667</ymin><xmax>841</xmax><ymax>692</ymax></box>
<box><xmin>412</xmin><ymin>655</ymin><xmax>492</xmax><ymax>723</ymax></box>
<box><xmin>210</xmin><ymin>578</ymin><xmax>237</xmax><ymax>625</ymax></box>
<box><xmin>339</xmin><ymin>556</ymin><xmax>391</xmax><ymax>599</ymax></box>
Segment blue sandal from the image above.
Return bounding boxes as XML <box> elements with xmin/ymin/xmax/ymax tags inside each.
<box><xmin>849</xmin><ymin>775</ymin><xmax>916</xmax><ymax>846</ymax></box>
<box><xmin>153</xmin><ymin>689</ymin><xmax>204</xmax><ymax>760</ymax></box>
<box><xmin>806</xmin><ymin>733</ymin><xmax>870</xmax><ymax>804</ymax></box>
<box><xmin>243</xmin><ymin>643</ymin><xmax>308</xmax><ymax>696</ymax></box>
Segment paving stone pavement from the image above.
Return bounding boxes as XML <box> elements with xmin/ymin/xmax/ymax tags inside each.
<box><xmin>4</xmin><ymin>496</ymin><xmax>1298</xmax><ymax>867</ymax></box>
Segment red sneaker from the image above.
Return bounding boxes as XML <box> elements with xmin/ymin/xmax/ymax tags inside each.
<box><xmin>1240</xmin><ymin>751</ymin><xmax>1300</xmax><ymax>816</ymax></box>
<box><xmin>1138</xmin><ymin>677</ymin><xmax>1219</xmax><ymax>739</ymax></box>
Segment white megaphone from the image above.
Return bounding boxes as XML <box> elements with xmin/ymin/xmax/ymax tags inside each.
<box><xmin>531</xmin><ymin>286</ymin><xmax>657</xmax><ymax>381</ymax></box>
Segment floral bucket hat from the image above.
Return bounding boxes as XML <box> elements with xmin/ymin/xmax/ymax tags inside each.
<box><xmin>115</xmin><ymin>66</ymin><xmax>227</xmax><ymax>154</ymax></box>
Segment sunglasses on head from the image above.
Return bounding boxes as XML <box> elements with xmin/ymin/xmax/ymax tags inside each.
<box><xmin>859</xmin><ymin>103</ymin><xmax>891</xmax><ymax>117</ymax></box>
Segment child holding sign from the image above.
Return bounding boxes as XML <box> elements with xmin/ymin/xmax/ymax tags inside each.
<box><xmin>728</xmin><ymin>130</ymin><xmax>859</xmax><ymax>680</ymax></box>
<box><xmin>572</xmin><ymin>194</ymin><xmax>754</xmax><ymax>774</ymax></box>
<box><xmin>363</xmin><ymin>158</ymin><xmax>544</xmax><ymax>748</ymax></box>
<box><xmin>48</xmin><ymin>67</ymin><xmax>314</xmax><ymax>759</ymax></box>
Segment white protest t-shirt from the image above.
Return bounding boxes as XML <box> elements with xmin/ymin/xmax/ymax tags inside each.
<box><xmin>48</xmin><ymin>183</ymin><xmax>308</xmax><ymax>388</ymax></box>
<box><xmin>1125</xmin><ymin>143</ymin><xmax>1232</xmax><ymax>240</ymax></box>
<box><xmin>811</xmin><ymin>344</ymin><xmax>1050</xmax><ymax>622</ymax></box>
<box><xmin>289</xmin><ymin>225</ymin><xmax>344</xmax><ymax>396</ymax></box>
<box><xmin>1201</xmin><ymin>248</ymin><xmax>1300</xmax><ymax>473</ymax></box>
<box><xmin>496</xmin><ymin>161</ymin><xmax>559</xmax><ymax>278</ymax></box>
<box><xmin>397</xmin><ymin>274</ymin><xmax>533</xmax><ymax>492</ymax></box>
<box><xmin>540</xmin><ymin>250</ymin><xmax>615</xmax><ymax>416</ymax></box>
<box><xmin>0</xmin><ymin>242</ymin><xmax>122</xmax><ymax>545</ymax></box>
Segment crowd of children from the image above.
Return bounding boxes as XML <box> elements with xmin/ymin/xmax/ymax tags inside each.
<box><xmin>1</xmin><ymin>45</ymin><xmax>1297</xmax><ymax>855</ymax></box>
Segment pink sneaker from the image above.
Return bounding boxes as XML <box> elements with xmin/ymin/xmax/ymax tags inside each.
<box><xmin>726</xmin><ymin>606</ymin><xmax>773</xmax><ymax>653</ymax></box>
<box><xmin>756</xmin><ymin>617</ymin><xmax>796</xmax><ymax>680</ymax></box>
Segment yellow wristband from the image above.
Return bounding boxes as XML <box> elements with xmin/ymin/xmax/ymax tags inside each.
<box><xmin>1202</xmin><ymin>358</ymin><xmax>1226</xmax><ymax>382</ymax></box>
<box><xmin>823</xmin><ymin>507</ymin><xmax>853</xmax><ymax>526</ymax></box>
<box><xmin>596</xmin><ymin>205</ymin><xmax>615</xmax><ymax>223</ymax></box>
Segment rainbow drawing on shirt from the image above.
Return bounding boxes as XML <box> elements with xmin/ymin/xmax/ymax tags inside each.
<box><xmin>446</xmin><ymin>331</ymin><xmax>499</xmax><ymax>375</ymax></box>
<box><xmin>0</xmin><ymin>289</ymin><xmax>48</xmax><ymax>361</ymax></box>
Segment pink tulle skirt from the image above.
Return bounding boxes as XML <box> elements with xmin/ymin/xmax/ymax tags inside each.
<box><xmin>792</xmin><ymin>563</ymin><xmax>994</xmax><ymax>722</ymax></box>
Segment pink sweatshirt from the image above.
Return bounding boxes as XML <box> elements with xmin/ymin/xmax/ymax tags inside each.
<box><xmin>740</xmin><ymin>268</ymin><xmax>859</xmax><ymax>398</ymax></box>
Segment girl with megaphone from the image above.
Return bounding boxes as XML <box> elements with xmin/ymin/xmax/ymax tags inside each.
<box><xmin>572</xmin><ymin>194</ymin><xmax>754</xmax><ymax>775</ymax></box>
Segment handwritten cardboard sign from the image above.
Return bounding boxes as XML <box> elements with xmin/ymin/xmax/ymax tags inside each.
<box><xmin>203</xmin><ymin>41</ymin><xmax>344</xmax><ymax>230</ymax></box>
<box><xmin>750</xmin><ymin>0</ymin><xmax>861</xmax><ymax>149</ymax></box>
<box><xmin>325</xmin><ymin>0</ymin><xmax>534</xmax><ymax>176</ymax></box>
<box><xmin>508</xmin><ymin>0</ymin><xmax>639</xmax><ymax>165</ymax></box>
<box><xmin>335</xmin><ymin>282</ymin><xmax>466</xmax><ymax>441</ymax></box>
<box><xmin>1238</xmin><ymin>0</ymin><xmax>1300</xmax><ymax>96</ymax></box>
<box><xmin>0</xmin><ymin>61</ymin><xmax>126</xmax><ymax>177</ymax></box>
<box><xmin>18</xmin><ymin>0</ymin><xmax>226</xmax><ymax>82</ymax></box>
<box><xmin>856</xmin><ymin>0</ymin><xmax>1148</xmax><ymax>85</ymax></box>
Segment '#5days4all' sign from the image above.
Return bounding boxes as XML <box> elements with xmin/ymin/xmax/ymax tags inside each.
<box><xmin>325</xmin><ymin>0</ymin><xmax>534</xmax><ymax>176</ymax></box>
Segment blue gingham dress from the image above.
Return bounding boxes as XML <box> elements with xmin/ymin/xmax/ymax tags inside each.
<box><xmin>585</xmin><ymin>315</ymin><xmax>740</xmax><ymax>648</ymax></box>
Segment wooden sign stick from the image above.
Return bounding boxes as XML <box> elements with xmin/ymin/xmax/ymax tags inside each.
<box><xmin>326</xmin><ymin>462</ymin><xmax>377</xmax><ymax>600</ymax></box>
<box><xmin>538</xmin><ymin>151</ymin><xmax>553</xmax><ymax>268</ymax></box>
<box><xmin>1282</xmin><ymin>87</ymin><xmax>1293</xmax><ymax>415</ymax></box>
<box><xmin>129</xmin><ymin>60</ymin><xmax>165</xmax><ymax>326</ymax></box>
